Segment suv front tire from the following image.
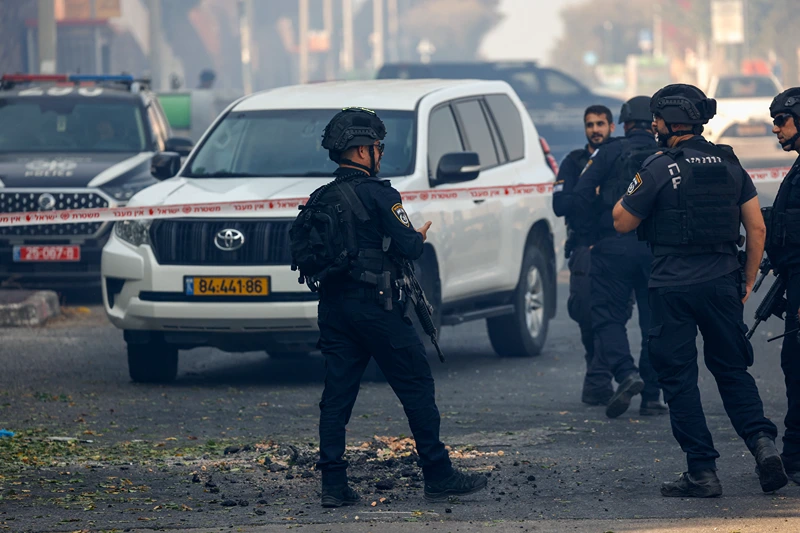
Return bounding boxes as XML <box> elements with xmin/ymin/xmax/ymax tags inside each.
<box><xmin>127</xmin><ymin>338</ymin><xmax>179</xmax><ymax>383</ymax></box>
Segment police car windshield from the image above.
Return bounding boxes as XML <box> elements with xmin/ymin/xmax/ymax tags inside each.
<box><xmin>0</xmin><ymin>96</ymin><xmax>147</xmax><ymax>153</ymax></box>
<box><xmin>715</xmin><ymin>76</ymin><xmax>780</xmax><ymax>98</ymax></box>
<box><xmin>186</xmin><ymin>109</ymin><xmax>415</xmax><ymax>178</ymax></box>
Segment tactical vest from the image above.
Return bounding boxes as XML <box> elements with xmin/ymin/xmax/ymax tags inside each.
<box><xmin>599</xmin><ymin>139</ymin><xmax>660</xmax><ymax>209</ymax></box>
<box><xmin>765</xmin><ymin>164</ymin><xmax>800</xmax><ymax>248</ymax></box>
<box><xmin>289</xmin><ymin>172</ymin><xmax>395</xmax><ymax>291</ymax></box>
<box><xmin>561</xmin><ymin>148</ymin><xmax>593</xmax><ymax>244</ymax></box>
<box><xmin>637</xmin><ymin>141</ymin><xmax>742</xmax><ymax>257</ymax></box>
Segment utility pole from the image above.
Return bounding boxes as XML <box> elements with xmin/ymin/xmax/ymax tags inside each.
<box><xmin>298</xmin><ymin>0</ymin><xmax>309</xmax><ymax>84</ymax></box>
<box><xmin>90</xmin><ymin>0</ymin><xmax>103</xmax><ymax>73</ymax></box>
<box><xmin>148</xmin><ymin>0</ymin><xmax>162</xmax><ymax>90</ymax></box>
<box><xmin>653</xmin><ymin>1</ymin><xmax>663</xmax><ymax>58</ymax></box>
<box><xmin>238</xmin><ymin>0</ymin><xmax>253</xmax><ymax>93</ymax></box>
<box><xmin>371</xmin><ymin>0</ymin><xmax>384</xmax><ymax>71</ymax></box>
<box><xmin>37</xmin><ymin>0</ymin><xmax>57</xmax><ymax>74</ymax></box>
<box><xmin>387</xmin><ymin>0</ymin><xmax>399</xmax><ymax>63</ymax></box>
<box><xmin>341</xmin><ymin>0</ymin><xmax>354</xmax><ymax>73</ymax></box>
<box><xmin>323</xmin><ymin>0</ymin><xmax>334</xmax><ymax>80</ymax></box>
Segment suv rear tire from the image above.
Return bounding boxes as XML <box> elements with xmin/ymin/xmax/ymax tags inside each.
<box><xmin>487</xmin><ymin>245</ymin><xmax>550</xmax><ymax>357</ymax></box>
<box><xmin>128</xmin><ymin>341</ymin><xmax>179</xmax><ymax>383</ymax></box>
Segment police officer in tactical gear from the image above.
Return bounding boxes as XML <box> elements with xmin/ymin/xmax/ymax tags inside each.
<box><xmin>553</xmin><ymin>105</ymin><xmax>616</xmax><ymax>405</ymax></box>
<box><xmin>613</xmin><ymin>84</ymin><xmax>787</xmax><ymax>497</ymax></box>
<box><xmin>298</xmin><ymin>108</ymin><xmax>487</xmax><ymax>508</ymax></box>
<box><xmin>765</xmin><ymin>87</ymin><xmax>800</xmax><ymax>484</ymax></box>
<box><xmin>573</xmin><ymin>96</ymin><xmax>666</xmax><ymax>419</ymax></box>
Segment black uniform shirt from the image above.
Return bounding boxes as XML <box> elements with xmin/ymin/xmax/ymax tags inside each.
<box><xmin>767</xmin><ymin>155</ymin><xmax>800</xmax><ymax>273</ymax></box>
<box><xmin>552</xmin><ymin>146</ymin><xmax>596</xmax><ymax>240</ymax></box>
<box><xmin>620</xmin><ymin>136</ymin><xmax>757</xmax><ymax>288</ymax></box>
<box><xmin>573</xmin><ymin>129</ymin><xmax>657</xmax><ymax>235</ymax></box>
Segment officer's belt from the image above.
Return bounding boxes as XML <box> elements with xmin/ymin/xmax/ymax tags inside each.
<box><xmin>325</xmin><ymin>286</ymin><xmax>400</xmax><ymax>301</ymax></box>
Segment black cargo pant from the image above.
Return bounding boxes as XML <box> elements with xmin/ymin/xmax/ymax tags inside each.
<box><xmin>780</xmin><ymin>271</ymin><xmax>800</xmax><ymax>466</ymax></box>
<box><xmin>587</xmin><ymin>234</ymin><xmax>661</xmax><ymax>402</ymax></box>
<box><xmin>568</xmin><ymin>245</ymin><xmax>613</xmax><ymax>400</ymax></box>
<box><xmin>315</xmin><ymin>292</ymin><xmax>453</xmax><ymax>486</ymax></box>
<box><xmin>648</xmin><ymin>271</ymin><xmax>778</xmax><ymax>473</ymax></box>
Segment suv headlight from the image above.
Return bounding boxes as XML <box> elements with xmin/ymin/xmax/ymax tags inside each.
<box><xmin>102</xmin><ymin>180</ymin><xmax>154</xmax><ymax>202</ymax></box>
<box><xmin>114</xmin><ymin>219</ymin><xmax>152</xmax><ymax>246</ymax></box>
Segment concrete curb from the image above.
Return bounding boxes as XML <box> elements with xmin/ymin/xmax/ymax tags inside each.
<box><xmin>0</xmin><ymin>290</ymin><xmax>60</xmax><ymax>327</ymax></box>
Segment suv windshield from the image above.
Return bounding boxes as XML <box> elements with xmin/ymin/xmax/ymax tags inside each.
<box><xmin>0</xmin><ymin>96</ymin><xmax>147</xmax><ymax>153</ymax></box>
<box><xmin>187</xmin><ymin>109</ymin><xmax>415</xmax><ymax>178</ymax></box>
<box><xmin>715</xmin><ymin>76</ymin><xmax>779</xmax><ymax>98</ymax></box>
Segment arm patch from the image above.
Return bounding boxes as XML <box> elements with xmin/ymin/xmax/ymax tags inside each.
<box><xmin>627</xmin><ymin>173</ymin><xmax>643</xmax><ymax>195</ymax></box>
<box><xmin>391</xmin><ymin>203</ymin><xmax>410</xmax><ymax>227</ymax></box>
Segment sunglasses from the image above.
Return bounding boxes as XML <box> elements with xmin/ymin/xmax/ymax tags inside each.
<box><xmin>773</xmin><ymin>113</ymin><xmax>793</xmax><ymax>127</ymax></box>
<box><xmin>374</xmin><ymin>143</ymin><xmax>385</xmax><ymax>155</ymax></box>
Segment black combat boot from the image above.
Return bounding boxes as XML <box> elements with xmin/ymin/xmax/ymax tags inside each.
<box><xmin>606</xmin><ymin>373</ymin><xmax>645</xmax><ymax>419</ymax></box>
<box><xmin>752</xmin><ymin>435</ymin><xmax>788</xmax><ymax>493</ymax></box>
<box><xmin>424</xmin><ymin>469</ymin><xmax>488</xmax><ymax>502</ymax></box>
<box><xmin>640</xmin><ymin>399</ymin><xmax>669</xmax><ymax>416</ymax></box>
<box><xmin>320</xmin><ymin>484</ymin><xmax>360</xmax><ymax>508</ymax></box>
<box><xmin>661</xmin><ymin>469</ymin><xmax>722</xmax><ymax>498</ymax></box>
<box><xmin>781</xmin><ymin>455</ymin><xmax>800</xmax><ymax>485</ymax></box>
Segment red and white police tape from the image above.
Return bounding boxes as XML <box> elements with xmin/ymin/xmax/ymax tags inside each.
<box><xmin>0</xmin><ymin>166</ymin><xmax>792</xmax><ymax>228</ymax></box>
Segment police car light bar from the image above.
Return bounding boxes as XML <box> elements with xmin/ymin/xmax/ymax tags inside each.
<box><xmin>1</xmin><ymin>74</ymin><xmax>69</xmax><ymax>83</ymax></box>
<box><xmin>69</xmin><ymin>75</ymin><xmax>135</xmax><ymax>83</ymax></box>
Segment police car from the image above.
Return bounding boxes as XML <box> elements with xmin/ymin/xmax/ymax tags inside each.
<box><xmin>101</xmin><ymin>79</ymin><xmax>565</xmax><ymax>382</ymax></box>
<box><xmin>0</xmin><ymin>74</ymin><xmax>192</xmax><ymax>289</ymax></box>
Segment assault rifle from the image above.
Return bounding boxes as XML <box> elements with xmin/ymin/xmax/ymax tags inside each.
<box><xmin>396</xmin><ymin>260</ymin><xmax>445</xmax><ymax>363</ymax></box>
<box><xmin>746</xmin><ymin>258</ymin><xmax>788</xmax><ymax>339</ymax></box>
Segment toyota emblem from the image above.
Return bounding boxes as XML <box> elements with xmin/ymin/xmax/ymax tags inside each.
<box><xmin>214</xmin><ymin>229</ymin><xmax>245</xmax><ymax>251</ymax></box>
<box><xmin>38</xmin><ymin>193</ymin><xmax>57</xmax><ymax>211</ymax></box>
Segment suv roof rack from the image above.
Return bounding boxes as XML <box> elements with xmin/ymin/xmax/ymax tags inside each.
<box><xmin>0</xmin><ymin>74</ymin><xmax>151</xmax><ymax>92</ymax></box>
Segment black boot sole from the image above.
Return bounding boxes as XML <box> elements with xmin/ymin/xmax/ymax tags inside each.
<box><xmin>321</xmin><ymin>496</ymin><xmax>360</xmax><ymax>508</ymax></box>
<box><xmin>606</xmin><ymin>379</ymin><xmax>645</xmax><ymax>419</ymax></box>
<box><xmin>758</xmin><ymin>455</ymin><xmax>789</xmax><ymax>493</ymax></box>
<box><xmin>423</xmin><ymin>478</ymin><xmax>488</xmax><ymax>502</ymax></box>
<box><xmin>661</xmin><ymin>484</ymin><xmax>722</xmax><ymax>498</ymax></box>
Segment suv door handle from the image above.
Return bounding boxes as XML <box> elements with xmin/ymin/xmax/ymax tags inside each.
<box><xmin>473</xmin><ymin>199</ymin><xmax>485</xmax><ymax>204</ymax></box>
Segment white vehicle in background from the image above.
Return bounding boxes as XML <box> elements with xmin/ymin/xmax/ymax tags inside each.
<box><xmin>101</xmin><ymin>79</ymin><xmax>565</xmax><ymax>383</ymax></box>
<box><xmin>704</xmin><ymin>74</ymin><xmax>794</xmax><ymax>164</ymax></box>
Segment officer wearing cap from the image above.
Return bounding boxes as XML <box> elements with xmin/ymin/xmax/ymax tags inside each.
<box><xmin>766</xmin><ymin>87</ymin><xmax>800</xmax><ymax>484</ymax></box>
<box><xmin>613</xmin><ymin>84</ymin><xmax>787</xmax><ymax>497</ymax></box>
<box><xmin>552</xmin><ymin>105</ymin><xmax>616</xmax><ymax>406</ymax></box>
<box><xmin>307</xmin><ymin>108</ymin><xmax>487</xmax><ymax>508</ymax></box>
<box><xmin>573</xmin><ymin>96</ymin><xmax>666</xmax><ymax>419</ymax></box>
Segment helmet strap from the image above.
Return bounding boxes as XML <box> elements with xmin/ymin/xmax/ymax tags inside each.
<box><xmin>780</xmin><ymin>116</ymin><xmax>800</xmax><ymax>150</ymax></box>
<box><xmin>338</xmin><ymin>157</ymin><xmax>373</xmax><ymax>176</ymax></box>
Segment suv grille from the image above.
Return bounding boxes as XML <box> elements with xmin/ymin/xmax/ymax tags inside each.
<box><xmin>149</xmin><ymin>219</ymin><xmax>293</xmax><ymax>266</ymax></box>
<box><xmin>0</xmin><ymin>191</ymin><xmax>110</xmax><ymax>238</ymax></box>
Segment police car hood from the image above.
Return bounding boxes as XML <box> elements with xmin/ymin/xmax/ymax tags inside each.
<box><xmin>128</xmin><ymin>176</ymin><xmax>338</xmax><ymax>215</ymax></box>
<box><xmin>0</xmin><ymin>152</ymin><xmax>152</xmax><ymax>188</ymax></box>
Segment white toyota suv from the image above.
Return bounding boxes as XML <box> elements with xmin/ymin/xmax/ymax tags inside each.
<box><xmin>101</xmin><ymin>79</ymin><xmax>566</xmax><ymax>382</ymax></box>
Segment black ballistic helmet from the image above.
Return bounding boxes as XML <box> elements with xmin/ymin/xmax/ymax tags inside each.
<box><xmin>619</xmin><ymin>95</ymin><xmax>652</xmax><ymax>124</ymax></box>
<box><xmin>321</xmin><ymin>107</ymin><xmax>386</xmax><ymax>162</ymax></box>
<box><xmin>650</xmin><ymin>84</ymin><xmax>716</xmax><ymax>125</ymax></box>
<box><xmin>769</xmin><ymin>87</ymin><xmax>800</xmax><ymax>118</ymax></box>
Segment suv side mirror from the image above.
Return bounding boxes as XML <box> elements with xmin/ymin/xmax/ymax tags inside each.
<box><xmin>436</xmin><ymin>152</ymin><xmax>481</xmax><ymax>184</ymax></box>
<box><xmin>165</xmin><ymin>136</ymin><xmax>194</xmax><ymax>157</ymax></box>
<box><xmin>151</xmin><ymin>152</ymin><xmax>181</xmax><ymax>180</ymax></box>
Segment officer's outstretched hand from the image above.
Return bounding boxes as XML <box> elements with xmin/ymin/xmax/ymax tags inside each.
<box><xmin>417</xmin><ymin>221</ymin><xmax>432</xmax><ymax>242</ymax></box>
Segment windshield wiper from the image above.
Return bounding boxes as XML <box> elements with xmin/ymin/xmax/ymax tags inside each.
<box><xmin>185</xmin><ymin>171</ymin><xmax>264</xmax><ymax>178</ymax></box>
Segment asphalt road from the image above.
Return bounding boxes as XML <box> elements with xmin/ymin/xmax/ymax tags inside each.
<box><xmin>0</xmin><ymin>161</ymin><xmax>798</xmax><ymax>532</ymax></box>
<box><xmin>2</xmin><ymin>270</ymin><xmax>800</xmax><ymax>532</ymax></box>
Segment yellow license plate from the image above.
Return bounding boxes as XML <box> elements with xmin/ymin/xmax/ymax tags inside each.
<box><xmin>185</xmin><ymin>276</ymin><xmax>269</xmax><ymax>296</ymax></box>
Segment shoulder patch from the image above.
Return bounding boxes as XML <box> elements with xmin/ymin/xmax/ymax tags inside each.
<box><xmin>553</xmin><ymin>180</ymin><xmax>564</xmax><ymax>193</ymax></box>
<box><xmin>391</xmin><ymin>203</ymin><xmax>410</xmax><ymax>227</ymax></box>
<box><xmin>626</xmin><ymin>173</ymin><xmax>643</xmax><ymax>195</ymax></box>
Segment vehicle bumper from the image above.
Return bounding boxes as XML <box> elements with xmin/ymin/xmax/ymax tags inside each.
<box><xmin>101</xmin><ymin>232</ymin><xmax>320</xmax><ymax>350</ymax></box>
<box><xmin>0</xmin><ymin>232</ymin><xmax>110</xmax><ymax>289</ymax></box>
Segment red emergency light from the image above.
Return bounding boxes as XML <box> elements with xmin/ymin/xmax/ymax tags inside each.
<box><xmin>1</xmin><ymin>74</ymin><xmax>69</xmax><ymax>83</ymax></box>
